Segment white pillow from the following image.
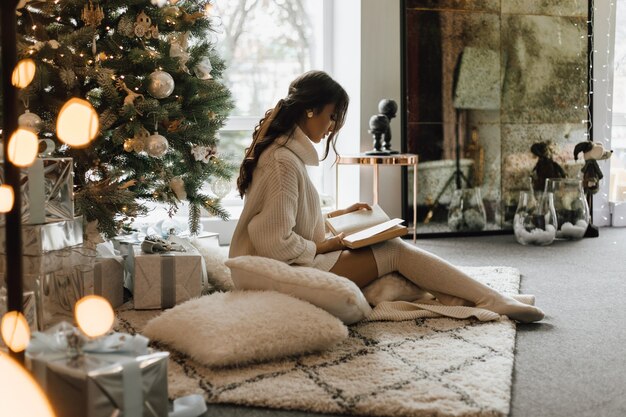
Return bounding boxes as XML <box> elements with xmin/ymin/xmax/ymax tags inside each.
<box><xmin>225</xmin><ymin>256</ymin><xmax>372</xmax><ymax>325</ymax></box>
<box><xmin>362</xmin><ymin>273</ymin><xmax>434</xmax><ymax>306</ymax></box>
<box><xmin>142</xmin><ymin>290</ymin><xmax>348</xmax><ymax>368</ymax></box>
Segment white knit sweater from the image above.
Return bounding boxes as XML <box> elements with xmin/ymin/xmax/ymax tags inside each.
<box><xmin>229</xmin><ymin>126</ymin><xmax>341</xmax><ymax>271</ymax></box>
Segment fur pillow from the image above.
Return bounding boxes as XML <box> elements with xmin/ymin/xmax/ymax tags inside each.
<box><xmin>190</xmin><ymin>238</ymin><xmax>234</xmax><ymax>291</ymax></box>
<box><xmin>226</xmin><ymin>256</ymin><xmax>372</xmax><ymax>325</ymax></box>
<box><xmin>362</xmin><ymin>273</ymin><xmax>434</xmax><ymax>306</ymax></box>
<box><xmin>142</xmin><ymin>290</ymin><xmax>348</xmax><ymax>368</ymax></box>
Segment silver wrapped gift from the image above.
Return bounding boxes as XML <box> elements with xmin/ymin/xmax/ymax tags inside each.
<box><xmin>1</xmin><ymin>246</ymin><xmax>97</xmax><ymax>330</ymax></box>
<box><xmin>0</xmin><ymin>157</ymin><xmax>74</xmax><ymax>224</ymax></box>
<box><xmin>128</xmin><ymin>242</ymin><xmax>203</xmax><ymax>310</ymax></box>
<box><xmin>27</xmin><ymin>323</ymin><xmax>169</xmax><ymax>417</ymax></box>
<box><xmin>0</xmin><ymin>216</ymin><xmax>83</xmax><ymax>256</ymax></box>
<box><xmin>94</xmin><ymin>242</ymin><xmax>126</xmax><ymax>308</ymax></box>
<box><xmin>0</xmin><ymin>288</ymin><xmax>38</xmax><ymax>347</ymax></box>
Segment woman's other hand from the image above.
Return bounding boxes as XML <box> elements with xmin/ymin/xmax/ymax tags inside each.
<box><xmin>344</xmin><ymin>202</ymin><xmax>371</xmax><ymax>214</ymax></box>
<box><xmin>316</xmin><ymin>233</ymin><xmax>346</xmax><ymax>254</ymax></box>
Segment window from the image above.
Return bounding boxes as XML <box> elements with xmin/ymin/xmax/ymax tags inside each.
<box><xmin>610</xmin><ymin>0</ymin><xmax>626</xmax><ymax>202</ymax></box>
<box><xmin>213</xmin><ymin>0</ymin><xmax>331</xmax><ymax>202</ymax></box>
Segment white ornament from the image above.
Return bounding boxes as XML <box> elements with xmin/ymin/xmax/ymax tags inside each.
<box><xmin>145</xmin><ymin>132</ymin><xmax>168</xmax><ymax>157</ymax></box>
<box><xmin>193</xmin><ymin>57</ymin><xmax>213</xmax><ymax>80</ymax></box>
<box><xmin>48</xmin><ymin>40</ymin><xmax>60</xmax><ymax>49</ymax></box>
<box><xmin>169</xmin><ymin>176</ymin><xmax>187</xmax><ymax>200</ymax></box>
<box><xmin>191</xmin><ymin>145</ymin><xmax>215</xmax><ymax>163</ymax></box>
<box><xmin>151</xmin><ymin>0</ymin><xmax>167</xmax><ymax>7</ymax></box>
<box><xmin>211</xmin><ymin>178</ymin><xmax>232</xmax><ymax>198</ymax></box>
<box><xmin>18</xmin><ymin>110</ymin><xmax>43</xmax><ymax>133</ymax></box>
<box><xmin>147</xmin><ymin>70</ymin><xmax>175</xmax><ymax>99</ymax></box>
<box><xmin>169</xmin><ymin>32</ymin><xmax>190</xmax><ymax>73</ymax></box>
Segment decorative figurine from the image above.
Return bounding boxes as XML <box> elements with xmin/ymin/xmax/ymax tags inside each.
<box><xmin>378</xmin><ymin>99</ymin><xmax>399</xmax><ymax>154</ymax></box>
<box><xmin>530</xmin><ymin>141</ymin><xmax>565</xmax><ymax>192</ymax></box>
<box><xmin>365</xmin><ymin>114</ymin><xmax>389</xmax><ymax>155</ymax></box>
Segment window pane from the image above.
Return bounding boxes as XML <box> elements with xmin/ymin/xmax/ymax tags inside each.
<box><xmin>213</xmin><ymin>0</ymin><xmax>324</xmax><ymax>118</ymax></box>
<box><xmin>612</xmin><ymin>1</ymin><xmax>626</xmax><ymax>202</ymax></box>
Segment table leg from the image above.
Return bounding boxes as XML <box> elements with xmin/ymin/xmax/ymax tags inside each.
<box><xmin>373</xmin><ymin>164</ymin><xmax>379</xmax><ymax>205</ymax></box>
<box><xmin>413</xmin><ymin>162</ymin><xmax>417</xmax><ymax>243</ymax></box>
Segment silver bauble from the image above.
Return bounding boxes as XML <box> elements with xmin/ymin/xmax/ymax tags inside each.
<box><xmin>147</xmin><ymin>70</ymin><xmax>175</xmax><ymax>99</ymax></box>
<box><xmin>145</xmin><ymin>132</ymin><xmax>169</xmax><ymax>157</ymax></box>
<box><xmin>18</xmin><ymin>110</ymin><xmax>43</xmax><ymax>133</ymax></box>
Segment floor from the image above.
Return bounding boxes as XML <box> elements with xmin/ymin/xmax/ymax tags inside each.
<box><xmin>198</xmin><ymin>227</ymin><xmax>626</xmax><ymax>417</ymax></box>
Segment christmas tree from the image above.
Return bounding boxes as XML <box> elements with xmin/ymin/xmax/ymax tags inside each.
<box><xmin>11</xmin><ymin>0</ymin><xmax>235</xmax><ymax>237</ymax></box>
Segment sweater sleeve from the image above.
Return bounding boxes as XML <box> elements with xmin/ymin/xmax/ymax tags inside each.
<box><xmin>247</xmin><ymin>159</ymin><xmax>317</xmax><ymax>266</ymax></box>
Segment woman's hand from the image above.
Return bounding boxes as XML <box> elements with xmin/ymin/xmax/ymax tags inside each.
<box><xmin>316</xmin><ymin>233</ymin><xmax>346</xmax><ymax>254</ymax></box>
<box><xmin>327</xmin><ymin>202</ymin><xmax>371</xmax><ymax>219</ymax></box>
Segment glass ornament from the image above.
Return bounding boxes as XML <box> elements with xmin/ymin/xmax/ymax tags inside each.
<box><xmin>514</xmin><ymin>191</ymin><xmax>557</xmax><ymax>246</ymax></box>
<box><xmin>18</xmin><ymin>110</ymin><xmax>43</xmax><ymax>133</ymax></box>
<box><xmin>447</xmin><ymin>187</ymin><xmax>487</xmax><ymax>232</ymax></box>
<box><xmin>147</xmin><ymin>70</ymin><xmax>175</xmax><ymax>99</ymax></box>
<box><xmin>145</xmin><ymin>132</ymin><xmax>168</xmax><ymax>157</ymax></box>
<box><xmin>544</xmin><ymin>178</ymin><xmax>590</xmax><ymax>239</ymax></box>
<box><xmin>211</xmin><ymin>177</ymin><xmax>232</xmax><ymax>198</ymax></box>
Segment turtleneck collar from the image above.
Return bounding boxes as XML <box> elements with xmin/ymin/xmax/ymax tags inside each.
<box><xmin>282</xmin><ymin>125</ymin><xmax>320</xmax><ymax>166</ymax></box>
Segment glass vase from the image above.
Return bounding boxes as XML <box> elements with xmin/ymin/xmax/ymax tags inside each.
<box><xmin>447</xmin><ymin>188</ymin><xmax>487</xmax><ymax>232</ymax></box>
<box><xmin>544</xmin><ymin>178</ymin><xmax>590</xmax><ymax>240</ymax></box>
<box><xmin>513</xmin><ymin>191</ymin><xmax>557</xmax><ymax>246</ymax></box>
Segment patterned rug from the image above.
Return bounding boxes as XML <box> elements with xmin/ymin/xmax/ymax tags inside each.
<box><xmin>115</xmin><ymin>266</ymin><xmax>519</xmax><ymax>417</ymax></box>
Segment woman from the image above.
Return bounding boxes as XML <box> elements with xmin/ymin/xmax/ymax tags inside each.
<box><xmin>229</xmin><ymin>70</ymin><xmax>544</xmax><ymax>323</ymax></box>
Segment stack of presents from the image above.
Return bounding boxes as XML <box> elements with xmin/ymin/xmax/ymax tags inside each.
<box><xmin>1</xmin><ymin>156</ymin><xmax>209</xmax><ymax>417</ymax></box>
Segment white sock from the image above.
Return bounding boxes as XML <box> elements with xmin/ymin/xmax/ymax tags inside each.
<box><xmin>370</xmin><ymin>239</ymin><xmax>544</xmax><ymax>323</ymax></box>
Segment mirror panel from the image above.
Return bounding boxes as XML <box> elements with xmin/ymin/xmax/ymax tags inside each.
<box><xmin>402</xmin><ymin>0</ymin><xmax>589</xmax><ymax>236</ymax></box>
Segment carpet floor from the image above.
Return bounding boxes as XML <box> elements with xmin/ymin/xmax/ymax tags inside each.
<box><xmin>116</xmin><ymin>266</ymin><xmax>520</xmax><ymax>417</ymax></box>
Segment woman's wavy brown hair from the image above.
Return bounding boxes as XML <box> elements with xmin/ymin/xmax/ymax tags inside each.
<box><xmin>236</xmin><ymin>70</ymin><xmax>349</xmax><ymax>197</ymax></box>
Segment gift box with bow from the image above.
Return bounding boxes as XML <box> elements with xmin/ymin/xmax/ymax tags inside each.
<box><xmin>26</xmin><ymin>322</ymin><xmax>169</xmax><ymax>417</ymax></box>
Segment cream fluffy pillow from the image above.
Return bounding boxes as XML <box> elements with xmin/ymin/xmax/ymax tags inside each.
<box><xmin>142</xmin><ymin>291</ymin><xmax>348</xmax><ymax>368</ymax></box>
<box><xmin>226</xmin><ymin>256</ymin><xmax>372</xmax><ymax>325</ymax></box>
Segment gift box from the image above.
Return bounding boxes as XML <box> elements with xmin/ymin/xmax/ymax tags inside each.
<box><xmin>0</xmin><ymin>288</ymin><xmax>38</xmax><ymax>346</ymax></box>
<box><xmin>128</xmin><ymin>243</ymin><xmax>203</xmax><ymax>309</ymax></box>
<box><xmin>1</xmin><ymin>246</ymin><xmax>97</xmax><ymax>330</ymax></box>
<box><xmin>93</xmin><ymin>242</ymin><xmax>126</xmax><ymax>308</ymax></box>
<box><xmin>0</xmin><ymin>216</ymin><xmax>83</xmax><ymax>256</ymax></box>
<box><xmin>27</xmin><ymin>323</ymin><xmax>169</xmax><ymax>417</ymax></box>
<box><xmin>0</xmin><ymin>157</ymin><xmax>74</xmax><ymax>225</ymax></box>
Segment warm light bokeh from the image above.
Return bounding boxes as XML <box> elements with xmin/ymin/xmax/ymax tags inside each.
<box><xmin>0</xmin><ymin>185</ymin><xmax>14</xmax><ymax>213</ymax></box>
<box><xmin>0</xmin><ymin>311</ymin><xmax>31</xmax><ymax>352</ymax></box>
<box><xmin>11</xmin><ymin>58</ymin><xmax>36</xmax><ymax>88</ymax></box>
<box><xmin>0</xmin><ymin>353</ymin><xmax>56</xmax><ymax>417</ymax></box>
<box><xmin>74</xmin><ymin>295</ymin><xmax>115</xmax><ymax>338</ymax></box>
<box><xmin>7</xmin><ymin>128</ymin><xmax>39</xmax><ymax>167</ymax></box>
<box><xmin>56</xmin><ymin>98</ymin><xmax>99</xmax><ymax>147</ymax></box>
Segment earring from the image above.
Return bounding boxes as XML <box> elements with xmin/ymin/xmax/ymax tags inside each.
<box><xmin>306</xmin><ymin>110</ymin><xmax>314</xmax><ymax>118</ymax></box>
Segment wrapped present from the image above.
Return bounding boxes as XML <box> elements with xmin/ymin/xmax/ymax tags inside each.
<box><xmin>0</xmin><ymin>157</ymin><xmax>74</xmax><ymax>225</ymax></box>
<box><xmin>0</xmin><ymin>216</ymin><xmax>83</xmax><ymax>256</ymax></box>
<box><xmin>1</xmin><ymin>246</ymin><xmax>97</xmax><ymax>330</ymax></box>
<box><xmin>27</xmin><ymin>322</ymin><xmax>169</xmax><ymax>417</ymax></box>
<box><xmin>128</xmin><ymin>240</ymin><xmax>203</xmax><ymax>309</ymax></box>
<box><xmin>0</xmin><ymin>288</ymin><xmax>38</xmax><ymax>346</ymax></box>
<box><xmin>94</xmin><ymin>242</ymin><xmax>125</xmax><ymax>308</ymax></box>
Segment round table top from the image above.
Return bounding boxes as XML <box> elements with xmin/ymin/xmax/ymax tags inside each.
<box><xmin>336</xmin><ymin>153</ymin><xmax>418</xmax><ymax>165</ymax></box>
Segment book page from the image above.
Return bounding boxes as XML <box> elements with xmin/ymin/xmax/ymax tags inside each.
<box><xmin>343</xmin><ymin>218</ymin><xmax>405</xmax><ymax>243</ymax></box>
<box><xmin>326</xmin><ymin>205</ymin><xmax>390</xmax><ymax>235</ymax></box>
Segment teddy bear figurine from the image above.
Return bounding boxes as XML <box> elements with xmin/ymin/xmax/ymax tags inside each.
<box><xmin>573</xmin><ymin>141</ymin><xmax>613</xmax><ymax>195</ymax></box>
<box><xmin>530</xmin><ymin>141</ymin><xmax>566</xmax><ymax>191</ymax></box>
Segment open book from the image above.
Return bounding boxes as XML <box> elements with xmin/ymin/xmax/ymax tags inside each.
<box><xmin>326</xmin><ymin>204</ymin><xmax>407</xmax><ymax>249</ymax></box>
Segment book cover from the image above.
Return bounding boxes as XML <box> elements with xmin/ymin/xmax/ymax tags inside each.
<box><xmin>326</xmin><ymin>205</ymin><xmax>407</xmax><ymax>249</ymax></box>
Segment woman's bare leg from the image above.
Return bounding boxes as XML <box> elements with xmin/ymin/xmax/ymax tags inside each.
<box><xmin>329</xmin><ymin>247</ymin><xmax>379</xmax><ymax>288</ymax></box>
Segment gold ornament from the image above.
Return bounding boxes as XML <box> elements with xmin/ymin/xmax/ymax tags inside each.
<box><xmin>81</xmin><ymin>1</ymin><xmax>104</xmax><ymax>27</ymax></box>
<box><xmin>134</xmin><ymin>11</ymin><xmax>159</xmax><ymax>39</ymax></box>
<box><xmin>115</xmin><ymin>79</ymin><xmax>145</xmax><ymax>114</ymax></box>
<box><xmin>123</xmin><ymin>139</ymin><xmax>134</xmax><ymax>152</ymax></box>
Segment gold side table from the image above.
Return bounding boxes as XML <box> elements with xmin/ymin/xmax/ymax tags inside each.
<box><xmin>335</xmin><ymin>153</ymin><xmax>418</xmax><ymax>242</ymax></box>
